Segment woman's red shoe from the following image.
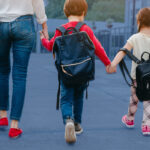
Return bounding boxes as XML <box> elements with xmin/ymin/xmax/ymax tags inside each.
<box><xmin>0</xmin><ymin>118</ymin><xmax>8</xmax><ymax>126</ymax></box>
<box><xmin>9</xmin><ymin>128</ymin><xmax>23</xmax><ymax>138</ymax></box>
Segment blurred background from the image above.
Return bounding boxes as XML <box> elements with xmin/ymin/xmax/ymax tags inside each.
<box><xmin>35</xmin><ymin>0</ymin><xmax>150</xmax><ymax>58</ymax></box>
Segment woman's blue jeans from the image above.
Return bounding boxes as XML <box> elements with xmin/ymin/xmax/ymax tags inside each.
<box><xmin>0</xmin><ymin>15</ymin><xmax>36</xmax><ymax>121</ymax></box>
<box><xmin>60</xmin><ymin>81</ymin><xmax>87</xmax><ymax>124</ymax></box>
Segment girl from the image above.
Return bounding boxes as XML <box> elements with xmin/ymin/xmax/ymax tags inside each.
<box><xmin>41</xmin><ymin>0</ymin><xmax>111</xmax><ymax>143</ymax></box>
<box><xmin>108</xmin><ymin>8</ymin><xmax>150</xmax><ymax>135</ymax></box>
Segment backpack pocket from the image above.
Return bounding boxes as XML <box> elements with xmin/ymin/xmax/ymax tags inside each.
<box><xmin>142</xmin><ymin>73</ymin><xmax>150</xmax><ymax>95</ymax></box>
<box><xmin>137</xmin><ymin>72</ymin><xmax>150</xmax><ymax>101</ymax></box>
<box><xmin>60</xmin><ymin>57</ymin><xmax>94</xmax><ymax>85</ymax></box>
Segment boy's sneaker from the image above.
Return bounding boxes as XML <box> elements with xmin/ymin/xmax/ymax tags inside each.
<box><xmin>0</xmin><ymin>117</ymin><xmax>8</xmax><ymax>127</ymax></box>
<box><xmin>9</xmin><ymin>128</ymin><xmax>23</xmax><ymax>138</ymax></box>
<box><xmin>122</xmin><ymin>115</ymin><xmax>134</xmax><ymax>128</ymax></box>
<box><xmin>74</xmin><ymin>123</ymin><xmax>83</xmax><ymax>135</ymax></box>
<box><xmin>65</xmin><ymin>119</ymin><xmax>76</xmax><ymax>143</ymax></box>
<box><xmin>142</xmin><ymin>125</ymin><xmax>150</xmax><ymax>136</ymax></box>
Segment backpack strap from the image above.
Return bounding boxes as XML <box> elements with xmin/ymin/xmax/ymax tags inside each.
<box><xmin>56</xmin><ymin>26</ymin><xmax>66</xmax><ymax>35</ymax></box>
<box><xmin>118</xmin><ymin>48</ymin><xmax>141</xmax><ymax>87</ymax></box>
<box><xmin>75</xmin><ymin>22</ymin><xmax>86</xmax><ymax>32</ymax></box>
<box><xmin>56</xmin><ymin>22</ymin><xmax>85</xmax><ymax>35</ymax></box>
<box><xmin>55</xmin><ymin>61</ymin><xmax>61</xmax><ymax>110</ymax></box>
<box><xmin>119</xmin><ymin>48</ymin><xmax>141</xmax><ymax>64</ymax></box>
<box><xmin>56</xmin><ymin>71</ymin><xmax>61</xmax><ymax>110</ymax></box>
<box><xmin>119</xmin><ymin>59</ymin><xmax>134</xmax><ymax>87</ymax></box>
<box><xmin>85</xmin><ymin>82</ymin><xmax>89</xmax><ymax>99</ymax></box>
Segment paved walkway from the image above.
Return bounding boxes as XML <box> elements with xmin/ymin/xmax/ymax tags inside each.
<box><xmin>0</xmin><ymin>54</ymin><xmax>150</xmax><ymax>150</ymax></box>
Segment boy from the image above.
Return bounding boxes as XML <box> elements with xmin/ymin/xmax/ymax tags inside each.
<box><xmin>40</xmin><ymin>0</ymin><xmax>111</xmax><ymax>143</ymax></box>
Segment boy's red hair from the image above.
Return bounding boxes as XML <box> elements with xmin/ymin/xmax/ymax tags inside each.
<box><xmin>137</xmin><ymin>8</ymin><xmax>150</xmax><ymax>31</ymax></box>
<box><xmin>64</xmin><ymin>0</ymin><xmax>88</xmax><ymax>17</ymax></box>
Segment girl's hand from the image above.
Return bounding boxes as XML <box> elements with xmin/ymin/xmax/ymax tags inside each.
<box><xmin>110</xmin><ymin>63</ymin><xmax>117</xmax><ymax>73</ymax></box>
<box><xmin>106</xmin><ymin>63</ymin><xmax>117</xmax><ymax>74</ymax></box>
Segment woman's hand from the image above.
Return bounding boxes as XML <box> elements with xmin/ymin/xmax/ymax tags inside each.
<box><xmin>42</xmin><ymin>22</ymin><xmax>49</xmax><ymax>40</ymax></box>
<box><xmin>40</xmin><ymin>31</ymin><xmax>45</xmax><ymax>40</ymax></box>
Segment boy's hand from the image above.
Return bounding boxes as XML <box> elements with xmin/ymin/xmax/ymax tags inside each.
<box><xmin>106</xmin><ymin>64</ymin><xmax>111</xmax><ymax>73</ymax></box>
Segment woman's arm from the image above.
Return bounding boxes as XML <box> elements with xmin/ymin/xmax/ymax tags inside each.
<box><xmin>32</xmin><ymin>0</ymin><xmax>47</xmax><ymax>24</ymax></box>
<box><xmin>32</xmin><ymin>0</ymin><xmax>49</xmax><ymax>39</ymax></box>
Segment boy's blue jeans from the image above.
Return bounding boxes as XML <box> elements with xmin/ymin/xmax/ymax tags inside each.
<box><xmin>60</xmin><ymin>81</ymin><xmax>87</xmax><ymax>124</ymax></box>
<box><xmin>0</xmin><ymin>15</ymin><xmax>36</xmax><ymax>121</ymax></box>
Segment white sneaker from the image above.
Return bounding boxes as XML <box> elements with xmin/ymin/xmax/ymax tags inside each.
<box><xmin>65</xmin><ymin>119</ymin><xmax>76</xmax><ymax>143</ymax></box>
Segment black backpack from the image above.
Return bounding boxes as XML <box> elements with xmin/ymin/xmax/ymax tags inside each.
<box><xmin>53</xmin><ymin>22</ymin><xmax>95</xmax><ymax>109</ymax></box>
<box><xmin>119</xmin><ymin>48</ymin><xmax>150</xmax><ymax>101</ymax></box>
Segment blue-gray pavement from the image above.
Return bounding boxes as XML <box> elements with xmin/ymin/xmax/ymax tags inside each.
<box><xmin>0</xmin><ymin>54</ymin><xmax>149</xmax><ymax>150</ymax></box>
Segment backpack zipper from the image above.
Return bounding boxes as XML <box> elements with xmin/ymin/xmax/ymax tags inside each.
<box><xmin>142</xmin><ymin>72</ymin><xmax>150</xmax><ymax>78</ymax></box>
<box><xmin>61</xmin><ymin>57</ymin><xmax>92</xmax><ymax>76</ymax></box>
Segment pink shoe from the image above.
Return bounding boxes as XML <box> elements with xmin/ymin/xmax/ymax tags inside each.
<box><xmin>142</xmin><ymin>125</ymin><xmax>150</xmax><ymax>136</ymax></box>
<box><xmin>122</xmin><ymin>115</ymin><xmax>134</xmax><ymax>128</ymax></box>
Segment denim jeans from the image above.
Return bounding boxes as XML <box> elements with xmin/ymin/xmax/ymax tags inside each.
<box><xmin>60</xmin><ymin>81</ymin><xmax>87</xmax><ymax>124</ymax></box>
<box><xmin>0</xmin><ymin>15</ymin><xmax>36</xmax><ymax>121</ymax></box>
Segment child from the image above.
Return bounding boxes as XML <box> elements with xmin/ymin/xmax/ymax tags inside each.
<box><xmin>108</xmin><ymin>8</ymin><xmax>150</xmax><ymax>135</ymax></box>
<box><xmin>40</xmin><ymin>0</ymin><xmax>111</xmax><ymax>143</ymax></box>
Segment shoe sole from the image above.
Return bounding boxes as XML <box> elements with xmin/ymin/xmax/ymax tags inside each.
<box><xmin>76</xmin><ymin>128</ymin><xmax>83</xmax><ymax>135</ymax></box>
<box><xmin>65</xmin><ymin>123</ymin><xmax>76</xmax><ymax>143</ymax></box>
<box><xmin>9</xmin><ymin>133</ymin><xmax>22</xmax><ymax>139</ymax></box>
<box><xmin>142</xmin><ymin>132</ymin><xmax>150</xmax><ymax>136</ymax></box>
<box><xmin>122</xmin><ymin>118</ymin><xmax>134</xmax><ymax>128</ymax></box>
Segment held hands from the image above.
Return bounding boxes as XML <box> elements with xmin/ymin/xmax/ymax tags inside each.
<box><xmin>106</xmin><ymin>63</ymin><xmax>117</xmax><ymax>74</ymax></box>
<box><xmin>40</xmin><ymin>31</ymin><xmax>45</xmax><ymax>40</ymax></box>
<box><xmin>41</xmin><ymin>22</ymin><xmax>49</xmax><ymax>40</ymax></box>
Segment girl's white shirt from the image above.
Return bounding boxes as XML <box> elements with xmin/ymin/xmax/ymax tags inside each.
<box><xmin>127</xmin><ymin>32</ymin><xmax>150</xmax><ymax>79</ymax></box>
<box><xmin>0</xmin><ymin>0</ymin><xmax>47</xmax><ymax>24</ymax></box>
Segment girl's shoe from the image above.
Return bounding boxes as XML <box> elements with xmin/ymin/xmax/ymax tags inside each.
<box><xmin>0</xmin><ymin>117</ymin><xmax>8</xmax><ymax>127</ymax></box>
<box><xmin>9</xmin><ymin>128</ymin><xmax>23</xmax><ymax>138</ymax></box>
<box><xmin>74</xmin><ymin>123</ymin><xmax>83</xmax><ymax>135</ymax></box>
<box><xmin>65</xmin><ymin>119</ymin><xmax>76</xmax><ymax>143</ymax></box>
<box><xmin>122</xmin><ymin>115</ymin><xmax>134</xmax><ymax>128</ymax></box>
<box><xmin>142</xmin><ymin>125</ymin><xmax>150</xmax><ymax>136</ymax></box>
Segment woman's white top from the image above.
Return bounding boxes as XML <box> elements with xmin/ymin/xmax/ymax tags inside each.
<box><xmin>0</xmin><ymin>0</ymin><xmax>47</xmax><ymax>24</ymax></box>
<box><xmin>127</xmin><ymin>32</ymin><xmax>150</xmax><ymax>79</ymax></box>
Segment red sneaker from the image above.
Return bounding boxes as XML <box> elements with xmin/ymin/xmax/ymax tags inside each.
<box><xmin>122</xmin><ymin>115</ymin><xmax>134</xmax><ymax>128</ymax></box>
<box><xmin>0</xmin><ymin>117</ymin><xmax>8</xmax><ymax>127</ymax></box>
<box><xmin>9</xmin><ymin>128</ymin><xmax>23</xmax><ymax>138</ymax></box>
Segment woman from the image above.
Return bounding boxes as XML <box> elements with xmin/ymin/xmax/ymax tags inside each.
<box><xmin>0</xmin><ymin>0</ymin><xmax>48</xmax><ymax>138</ymax></box>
